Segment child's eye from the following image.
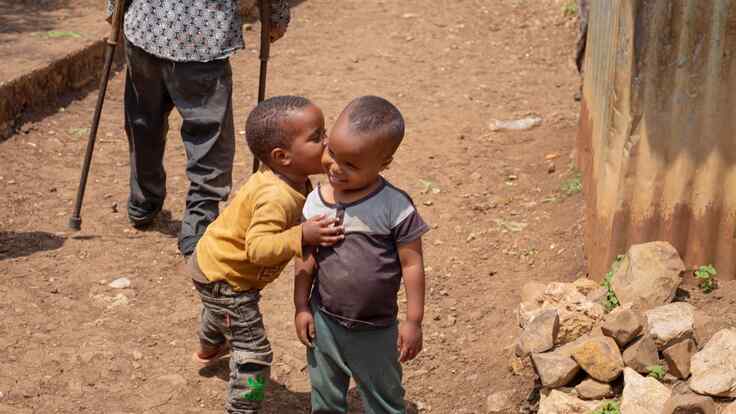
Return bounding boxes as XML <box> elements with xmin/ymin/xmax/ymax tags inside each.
<box><xmin>311</xmin><ymin>130</ymin><xmax>326</xmax><ymax>142</ymax></box>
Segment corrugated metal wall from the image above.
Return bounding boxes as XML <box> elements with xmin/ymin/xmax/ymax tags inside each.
<box><xmin>578</xmin><ymin>0</ymin><xmax>736</xmax><ymax>280</ymax></box>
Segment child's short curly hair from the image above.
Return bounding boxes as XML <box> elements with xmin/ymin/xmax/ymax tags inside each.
<box><xmin>345</xmin><ymin>96</ymin><xmax>405</xmax><ymax>155</ymax></box>
<box><xmin>245</xmin><ymin>95</ymin><xmax>313</xmax><ymax>164</ymax></box>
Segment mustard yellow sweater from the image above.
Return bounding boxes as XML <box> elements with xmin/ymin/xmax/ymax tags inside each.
<box><xmin>195</xmin><ymin>168</ymin><xmax>305</xmax><ymax>291</ymax></box>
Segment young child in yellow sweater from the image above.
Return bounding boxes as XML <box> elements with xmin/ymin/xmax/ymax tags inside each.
<box><xmin>189</xmin><ymin>96</ymin><xmax>343</xmax><ymax>414</ymax></box>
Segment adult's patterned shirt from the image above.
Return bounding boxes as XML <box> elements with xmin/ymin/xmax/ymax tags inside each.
<box><xmin>106</xmin><ymin>0</ymin><xmax>290</xmax><ymax>62</ymax></box>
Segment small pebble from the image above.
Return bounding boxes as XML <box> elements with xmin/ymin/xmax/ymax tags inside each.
<box><xmin>109</xmin><ymin>277</ymin><xmax>131</xmax><ymax>289</ymax></box>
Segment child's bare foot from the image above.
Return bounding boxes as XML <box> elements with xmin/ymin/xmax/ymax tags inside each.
<box><xmin>193</xmin><ymin>342</ymin><xmax>229</xmax><ymax>366</ymax></box>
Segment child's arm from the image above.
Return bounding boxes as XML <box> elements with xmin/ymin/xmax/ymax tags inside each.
<box><xmin>246</xmin><ymin>192</ymin><xmax>342</xmax><ymax>266</ymax></box>
<box><xmin>397</xmin><ymin>238</ymin><xmax>426</xmax><ymax>363</ymax></box>
<box><xmin>294</xmin><ymin>250</ymin><xmax>317</xmax><ymax>347</ymax></box>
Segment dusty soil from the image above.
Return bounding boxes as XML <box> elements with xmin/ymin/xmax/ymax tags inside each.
<box><xmin>0</xmin><ymin>0</ymin><xmax>590</xmax><ymax>412</ymax></box>
<box><xmin>0</xmin><ymin>0</ymin><xmax>108</xmax><ymax>83</ymax></box>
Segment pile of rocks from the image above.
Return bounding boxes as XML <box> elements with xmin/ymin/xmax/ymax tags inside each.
<box><xmin>511</xmin><ymin>241</ymin><xmax>736</xmax><ymax>414</ymax></box>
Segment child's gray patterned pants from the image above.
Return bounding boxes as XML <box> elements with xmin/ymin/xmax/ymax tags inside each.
<box><xmin>195</xmin><ymin>280</ymin><xmax>272</xmax><ymax>414</ymax></box>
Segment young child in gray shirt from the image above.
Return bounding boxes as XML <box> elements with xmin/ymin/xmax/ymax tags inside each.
<box><xmin>294</xmin><ymin>96</ymin><xmax>429</xmax><ymax>414</ymax></box>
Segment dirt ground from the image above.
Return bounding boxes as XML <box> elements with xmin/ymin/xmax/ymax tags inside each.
<box><xmin>0</xmin><ymin>0</ymin><xmax>590</xmax><ymax>412</ymax></box>
<box><xmin>0</xmin><ymin>0</ymin><xmax>108</xmax><ymax>83</ymax></box>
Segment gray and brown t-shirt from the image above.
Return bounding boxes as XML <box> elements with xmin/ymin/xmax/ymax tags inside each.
<box><xmin>303</xmin><ymin>178</ymin><xmax>429</xmax><ymax>329</ymax></box>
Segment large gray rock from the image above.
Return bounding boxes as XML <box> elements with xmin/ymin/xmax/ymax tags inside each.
<box><xmin>611</xmin><ymin>241</ymin><xmax>684</xmax><ymax>312</ymax></box>
<box><xmin>515</xmin><ymin>309</ymin><xmax>559</xmax><ymax>357</ymax></box>
<box><xmin>646</xmin><ymin>302</ymin><xmax>695</xmax><ymax>349</ymax></box>
<box><xmin>518</xmin><ymin>282</ymin><xmax>606</xmax><ymax>345</ymax></box>
<box><xmin>537</xmin><ymin>390</ymin><xmax>600</xmax><ymax>414</ymax></box>
<box><xmin>601</xmin><ymin>306</ymin><xmax>643</xmax><ymax>347</ymax></box>
<box><xmin>689</xmin><ymin>329</ymin><xmax>736</xmax><ymax>397</ymax></box>
<box><xmin>623</xmin><ymin>335</ymin><xmax>660</xmax><ymax>374</ymax></box>
<box><xmin>662</xmin><ymin>393</ymin><xmax>715</xmax><ymax>414</ymax></box>
<box><xmin>572</xmin><ymin>278</ymin><xmax>600</xmax><ymax>296</ymax></box>
<box><xmin>621</xmin><ymin>367</ymin><xmax>672</xmax><ymax>414</ymax></box>
<box><xmin>571</xmin><ymin>336</ymin><xmax>624</xmax><ymax>383</ymax></box>
<box><xmin>663</xmin><ymin>339</ymin><xmax>696</xmax><ymax>380</ymax></box>
<box><xmin>693</xmin><ymin>311</ymin><xmax>721</xmax><ymax>350</ymax></box>
<box><xmin>532</xmin><ymin>350</ymin><xmax>581</xmax><ymax>388</ymax></box>
<box><xmin>575</xmin><ymin>377</ymin><xmax>614</xmax><ymax>400</ymax></box>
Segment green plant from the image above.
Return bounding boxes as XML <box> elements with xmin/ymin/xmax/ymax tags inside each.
<box><xmin>562</xmin><ymin>1</ymin><xmax>578</xmax><ymax>17</ymax></box>
<box><xmin>601</xmin><ymin>255</ymin><xmax>624</xmax><ymax>311</ymax></box>
<box><xmin>561</xmin><ymin>172</ymin><xmax>583</xmax><ymax>196</ymax></box>
<box><xmin>68</xmin><ymin>127</ymin><xmax>90</xmax><ymax>137</ymax></box>
<box><xmin>694</xmin><ymin>265</ymin><xmax>717</xmax><ymax>293</ymax></box>
<box><xmin>418</xmin><ymin>179</ymin><xmax>440</xmax><ymax>195</ymax></box>
<box><xmin>647</xmin><ymin>364</ymin><xmax>667</xmax><ymax>380</ymax></box>
<box><xmin>592</xmin><ymin>400</ymin><xmax>620</xmax><ymax>414</ymax></box>
<box><xmin>46</xmin><ymin>31</ymin><xmax>82</xmax><ymax>39</ymax></box>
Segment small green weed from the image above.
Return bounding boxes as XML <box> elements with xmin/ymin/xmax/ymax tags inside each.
<box><xmin>68</xmin><ymin>127</ymin><xmax>90</xmax><ymax>137</ymax></box>
<box><xmin>561</xmin><ymin>172</ymin><xmax>583</xmax><ymax>196</ymax></box>
<box><xmin>31</xmin><ymin>30</ymin><xmax>83</xmax><ymax>39</ymax></box>
<box><xmin>694</xmin><ymin>265</ymin><xmax>717</xmax><ymax>294</ymax></box>
<box><xmin>46</xmin><ymin>30</ymin><xmax>82</xmax><ymax>39</ymax></box>
<box><xmin>647</xmin><ymin>364</ymin><xmax>667</xmax><ymax>380</ymax></box>
<box><xmin>592</xmin><ymin>400</ymin><xmax>620</xmax><ymax>414</ymax></box>
<box><xmin>602</xmin><ymin>255</ymin><xmax>624</xmax><ymax>312</ymax></box>
<box><xmin>562</xmin><ymin>1</ymin><xmax>578</xmax><ymax>17</ymax></box>
<box><xmin>418</xmin><ymin>179</ymin><xmax>440</xmax><ymax>195</ymax></box>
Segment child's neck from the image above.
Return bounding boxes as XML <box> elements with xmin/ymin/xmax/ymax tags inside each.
<box><xmin>271</xmin><ymin>169</ymin><xmax>309</xmax><ymax>195</ymax></box>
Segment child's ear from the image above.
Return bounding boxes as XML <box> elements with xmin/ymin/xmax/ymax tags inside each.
<box><xmin>270</xmin><ymin>147</ymin><xmax>292</xmax><ymax>167</ymax></box>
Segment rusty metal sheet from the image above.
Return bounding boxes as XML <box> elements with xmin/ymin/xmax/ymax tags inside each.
<box><xmin>578</xmin><ymin>0</ymin><xmax>736</xmax><ymax>280</ymax></box>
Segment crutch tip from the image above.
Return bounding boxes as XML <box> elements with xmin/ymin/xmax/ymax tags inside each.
<box><xmin>68</xmin><ymin>216</ymin><xmax>82</xmax><ymax>231</ymax></box>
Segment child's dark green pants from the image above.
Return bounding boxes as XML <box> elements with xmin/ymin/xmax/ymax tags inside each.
<box><xmin>307</xmin><ymin>306</ymin><xmax>406</xmax><ymax>414</ymax></box>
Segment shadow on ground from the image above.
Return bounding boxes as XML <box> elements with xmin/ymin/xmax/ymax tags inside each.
<box><xmin>151</xmin><ymin>209</ymin><xmax>182</xmax><ymax>239</ymax></box>
<box><xmin>198</xmin><ymin>357</ymin><xmax>420</xmax><ymax>413</ymax></box>
<box><xmin>0</xmin><ymin>231</ymin><xmax>65</xmax><ymax>260</ymax></box>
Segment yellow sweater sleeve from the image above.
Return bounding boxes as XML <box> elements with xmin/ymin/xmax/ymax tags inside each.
<box><xmin>245</xmin><ymin>186</ymin><xmax>303</xmax><ymax>266</ymax></box>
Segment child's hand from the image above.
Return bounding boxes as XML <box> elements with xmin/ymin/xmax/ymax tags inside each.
<box><xmin>398</xmin><ymin>320</ymin><xmax>423</xmax><ymax>363</ymax></box>
<box><xmin>270</xmin><ymin>25</ymin><xmax>287</xmax><ymax>43</ymax></box>
<box><xmin>302</xmin><ymin>214</ymin><xmax>344</xmax><ymax>246</ymax></box>
<box><xmin>295</xmin><ymin>308</ymin><xmax>316</xmax><ymax>347</ymax></box>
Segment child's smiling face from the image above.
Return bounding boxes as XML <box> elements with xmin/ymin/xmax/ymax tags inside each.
<box><xmin>321</xmin><ymin>111</ymin><xmax>392</xmax><ymax>193</ymax></box>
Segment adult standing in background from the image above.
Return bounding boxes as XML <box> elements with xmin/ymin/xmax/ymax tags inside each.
<box><xmin>106</xmin><ymin>0</ymin><xmax>291</xmax><ymax>258</ymax></box>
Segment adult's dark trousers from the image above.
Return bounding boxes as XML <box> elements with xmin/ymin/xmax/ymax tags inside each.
<box><xmin>123</xmin><ymin>39</ymin><xmax>235</xmax><ymax>256</ymax></box>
